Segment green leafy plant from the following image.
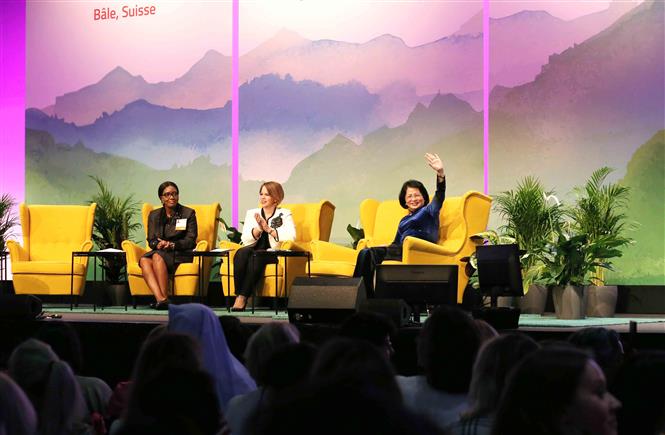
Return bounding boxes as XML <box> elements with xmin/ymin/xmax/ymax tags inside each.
<box><xmin>493</xmin><ymin>176</ymin><xmax>564</xmax><ymax>287</ymax></box>
<box><xmin>0</xmin><ymin>194</ymin><xmax>19</xmax><ymax>252</ymax></box>
<box><xmin>218</xmin><ymin>217</ymin><xmax>242</xmax><ymax>244</ymax></box>
<box><xmin>567</xmin><ymin>167</ymin><xmax>634</xmax><ymax>284</ymax></box>
<box><xmin>88</xmin><ymin>176</ymin><xmax>141</xmax><ymax>283</ymax></box>
<box><xmin>347</xmin><ymin>224</ymin><xmax>365</xmax><ymax>249</ymax></box>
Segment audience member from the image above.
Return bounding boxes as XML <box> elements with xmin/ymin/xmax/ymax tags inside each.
<box><xmin>243</xmin><ymin>322</ymin><xmax>300</xmax><ymax>384</ymax></box>
<box><xmin>8</xmin><ymin>339</ymin><xmax>90</xmax><ymax>435</ymax></box>
<box><xmin>492</xmin><ymin>346</ymin><xmax>620</xmax><ymax>435</ymax></box>
<box><xmin>448</xmin><ymin>333</ymin><xmax>539</xmax><ymax>435</ymax></box>
<box><xmin>339</xmin><ymin>311</ymin><xmax>397</xmax><ymax>359</ymax></box>
<box><xmin>168</xmin><ymin>303</ymin><xmax>256</xmax><ymax>411</ymax></box>
<box><xmin>612</xmin><ymin>351</ymin><xmax>665</xmax><ymax>435</ymax></box>
<box><xmin>397</xmin><ymin>306</ymin><xmax>481</xmax><ymax>429</ymax></box>
<box><xmin>473</xmin><ymin>319</ymin><xmax>498</xmax><ymax>343</ymax></box>
<box><xmin>568</xmin><ymin>327</ymin><xmax>624</xmax><ymax>385</ymax></box>
<box><xmin>34</xmin><ymin>322</ymin><xmax>112</xmax><ymax>417</ymax></box>
<box><xmin>0</xmin><ymin>372</ymin><xmax>38</xmax><ymax>435</ymax></box>
<box><xmin>218</xmin><ymin>315</ymin><xmax>254</xmax><ymax>364</ymax></box>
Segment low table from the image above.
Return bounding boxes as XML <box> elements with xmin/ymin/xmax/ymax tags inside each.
<box><xmin>183</xmin><ymin>250</ymin><xmax>231</xmax><ymax>311</ymax></box>
<box><xmin>252</xmin><ymin>249</ymin><xmax>311</xmax><ymax>314</ymax></box>
<box><xmin>71</xmin><ymin>250</ymin><xmax>126</xmax><ymax>311</ymax></box>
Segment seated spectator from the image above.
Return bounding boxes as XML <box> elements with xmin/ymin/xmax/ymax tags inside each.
<box><xmin>0</xmin><ymin>372</ymin><xmax>37</xmax><ymax>435</ymax></box>
<box><xmin>218</xmin><ymin>316</ymin><xmax>254</xmax><ymax>364</ymax></box>
<box><xmin>473</xmin><ymin>319</ymin><xmax>498</xmax><ymax>344</ymax></box>
<box><xmin>339</xmin><ymin>311</ymin><xmax>396</xmax><ymax>359</ymax></box>
<box><xmin>168</xmin><ymin>303</ymin><xmax>256</xmax><ymax>411</ymax></box>
<box><xmin>568</xmin><ymin>327</ymin><xmax>624</xmax><ymax>386</ymax></box>
<box><xmin>448</xmin><ymin>333</ymin><xmax>539</xmax><ymax>435</ymax></box>
<box><xmin>34</xmin><ymin>322</ymin><xmax>113</xmax><ymax>417</ymax></box>
<box><xmin>611</xmin><ymin>351</ymin><xmax>665</xmax><ymax>435</ymax></box>
<box><xmin>8</xmin><ymin>339</ymin><xmax>90</xmax><ymax>435</ymax></box>
<box><xmin>397</xmin><ymin>306</ymin><xmax>481</xmax><ymax>430</ymax></box>
<box><xmin>493</xmin><ymin>346</ymin><xmax>621</xmax><ymax>435</ymax></box>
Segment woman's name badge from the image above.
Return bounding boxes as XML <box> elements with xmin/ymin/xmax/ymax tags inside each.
<box><xmin>175</xmin><ymin>219</ymin><xmax>187</xmax><ymax>231</ymax></box>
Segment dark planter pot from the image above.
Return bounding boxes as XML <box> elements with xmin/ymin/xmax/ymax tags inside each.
<box><xmin>519</xmin><ymin>284</ymin><xmax>548</xmax><ymax>315</ymax></box>
<box><xmin>106</xmin><ymin>283</ymin><xmax>129</xmax><ymax>306</ymax></box>
<box><xmin>553</xmin><ymin>285</ymin><xmax>587</xmax><ymax>319</ymax></box>
<box><xmin>585</xmin><ymin>285</ymin><xmax>618</xmax><ymax>317</ymax></box>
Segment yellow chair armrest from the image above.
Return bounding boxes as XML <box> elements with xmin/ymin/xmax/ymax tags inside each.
<box><xmin>281</xmin><ymin>241</ymin><xmax>309</xmax><ymax>252</ymax></box>
<box><xmin>74</xmin><ymin>240</ymin><xmax>94</xmax><ymax>265</ymax></box>
<box><xmin>356</xmin><ymin>239</ymin><xmax>370</xmax><ymax>250</ymax></box>
<box><xmin>195</xmin><ymin>240</ymin><xmax>208</xmax><ymax>251</ymax></box>
<box><xmin>310</xmin><ymin>240</ymin><xmax>358</xmax><ymax>263</ymax></box>
<box><xmin>219</xmin><ymin>241</ymin><xmax>241</xmax><ymax>251</ymax></box>
<box><xmin>122</xmin><ymin>240</ymin><xmax>147</xmax><ymax>264</ymax></box>
<box><xmin>401</xmin><ymin>237</ymin><xmax>459</xmax><ymax>262</ymax></box>
<box><xmin>6</xmin><ymin>240</ymin><xmax>28</xmax><ymax>262</ymax></box>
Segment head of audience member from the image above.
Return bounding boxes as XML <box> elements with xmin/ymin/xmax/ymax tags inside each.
<box><xmin>399</xmin><ymin>180</ymin><xmax>430</xmax><ymax>212</ymax></box>
<box><xmin>169</xmin><ymin>303</ymin><xmax>256</xmax><ymax>410</ymax></box>
<box><xmin>568</xmin><ymin>327</ymin><xmax>624</xmax><ymax>384</ymax></box>
<box><xmin>474</xmin><ymin>319</ymin><xmax>499</xmax><ymax>344</ymax></box>
<box><xmin>464</xmin><ymin>333</ymin><xmax>539</xmax><ymax>419</ymax></box>
<box><xmin>339</xmin><ymin>311</ymin><xmax>397</xmax><ymax>359</ymax></box>
<box><xmin>263</xmin><ymin>342</ymin><xmax>317</xmax><ymax>391</ymax></box>
<box><xmin>612</xmin><ymin>351</ymin><xmax>665</xmax><ymax>435</ymax></box>
<box><xmin>417</xmin><ymin>306</ymin><xmax>481</xmax><ymax>394</ymax></box>
<box><xmin>254</xmin><ymin>376</ymin><xmax>441</xmax><ymax>435</ymax></box>
<box><xmin>310</xmin><ymin>337</ymin><xmax>402</xmax><ymax>405</ymax></box>
<box><xmin>244</xmin><ymin>322</ymin><xmax>300</xmax><ymax>385</ymax></box>
<box><xmin>493</xmin><ymin>346</ymin><xmax>621</xmax><ymax>435</ymax></box>
<box><xmin>33</xmin><ymin>322</ymin><xmax>84</xmax><ymax>375</ymax></box>
<box><xmin>8</xmin><ymin>339</ymin><xmax>87</xmax><ymax>435</ymax></box>
<box><xmin>0</xmin><ymin>372</ymin><xmax>37</xmax><ymax>435</ymax></box>
<box><xmin>218</xmin><ymin>315</ymin><xmax>254</xmax><ymax>364</ymax></box>
<box><xmin>118</xmin><ymin>367</ymin><xmax>222</xmax><ymax>435</ymax></box>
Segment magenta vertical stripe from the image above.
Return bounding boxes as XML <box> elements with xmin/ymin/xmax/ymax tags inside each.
<box><xmin>0</xmin><ymin>0</ymin><xmax>26</xmax><ymax>203</ymax></box>
<box><xmin>231</xmin><ymin>0</ymin><xmax>240</xmax><ymax>226</ymax></box>
<box><xmin>483</xmin><ymin>0</ymin><xmax>490</xmax><ymax>195</ymax></box>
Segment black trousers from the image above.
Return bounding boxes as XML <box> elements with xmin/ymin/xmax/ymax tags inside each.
<box><xmin>233</xmin><ymin>245</ymin><xmax>277</xmax><ymax>297</ymax></box>
<box><xmin>352</xmin><ymin>245</ymin><xmax>402</xmax><ymax>295</ymax></box>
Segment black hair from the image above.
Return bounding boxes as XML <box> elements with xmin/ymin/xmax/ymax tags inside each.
<box><xmin>398</xmin><ymin>180</ymin><xmax>429</xmax><ymax>209</ymax></box>
<box><xmin>157</xmin><ymin>181</ymin><xmax>179</xmax><ymax>198</ymax></box>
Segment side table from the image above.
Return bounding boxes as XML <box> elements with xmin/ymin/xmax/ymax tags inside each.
<box><xmin>252</xmin><ymin>249</ymin><xmax>311</xmax><ymax>314</ymax></box>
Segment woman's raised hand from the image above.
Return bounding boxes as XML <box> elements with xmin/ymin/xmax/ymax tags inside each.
<box><xmin>425</xmin><ymin>153</ymin><xmax>445</xmax><ymax>178</ymax></box>
<box><xmin>254</xmin><ymin>213</ymin><xmax>271</xmax><ymax>233</ymax></box>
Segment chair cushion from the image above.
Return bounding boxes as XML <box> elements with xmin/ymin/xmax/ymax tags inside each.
<box><xmin>12</xmin><ymin>261</ymin><xmax>87</xmax><ymax>276</ymax></box>
<box><xmin>310</xmin><ymin>261</ymin><xmax>356</xmax><ymax>277</ymax></box>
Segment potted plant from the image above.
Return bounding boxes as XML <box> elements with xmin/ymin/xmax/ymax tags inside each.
<box><xmin>493</xmin><ymin>176</ymin><xmax>563</xmax><ymax>314</ymax></box>
<box><xmin>0</xmin><ymin>193</ymin><xmax>18</xmax><ymax>253</ymax></box>
<box><xmin>88</xmin><ymin>176</ymin><xmax>141</xmax><ymax>305</ymax></box>
<box><xmin>568</xmin><ymin>167</ymin><xmax>633</xmax><ymax>317</ymax></box>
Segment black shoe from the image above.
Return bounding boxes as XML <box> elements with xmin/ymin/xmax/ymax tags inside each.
<box><xmin>231</xmin><ymin>306</ymin><xmax>245</xmax><ymax>312</ymax></box>
<box><xmin>149</xmin><ymin>301</ymin><xmax>158</xmax><ymax>309</ymax></box>
<box><xmin>155</xmin><ymin>299</ymin><xmax>170</xmax><ymax>311</ymax></box>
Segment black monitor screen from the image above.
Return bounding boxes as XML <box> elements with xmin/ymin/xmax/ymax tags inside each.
<box><xmin>476</xmin><ymin>244</ymin><xmax>523</xmax><ymax>297</ymax></box>
<box><xmin>374</xmin><ymin>264</ymin><xmax>458</xmax><ymax>305</ymax></box>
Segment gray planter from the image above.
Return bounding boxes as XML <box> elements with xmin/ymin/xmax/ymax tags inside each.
<box><xmin>552</xmin><ymin>285</ymin><xmax>587</xmax><ymax>319</ymax></box>
<box><xmin>519</xmin><ymin>284</ymin><xmax>548</xmax><ymax>315</ymax></box>
<box><xmin>585</xmin><ymin>285</ymin><xmax>618</xmax><ymax>317</ymax></box>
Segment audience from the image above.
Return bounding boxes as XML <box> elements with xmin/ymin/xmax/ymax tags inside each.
<box><xmin>168</xmin><ymin>303</ymin><xmax>256</xmax><ymax>411</ymax></box>
<box><xmin>448</xmin><ymin>333</ymin><xmax>540</xmax><ymax>435</ymax></box>
<box><xmin>568</xmin><ymin>327</ymin><xmax>624</xmax><ymax>386</ymax></box>
<box><xmin>492</xmin><ymin>346</ymin><xmax>621</xmax><ymax>435</ymax></box>
<box><xmin>0</xmin><ymin>372</ymin><xmax>38</xmax><ymax>435</ymax></box>
<box><xmin>339</xmin><ymin>311</ymin><xmax>397</xmax><ymax>359</ymax></box>
<box><xmin>611</xmin><ymin>351</ymin><xmax>665</xmax><ymax>435</ymax></box>
<box><xmin>8</xmin><ymin>339</ymin><xmax>90</xmax><ymax>435</ymax></box>
<box><xmin>219</xmin><ymin>315</ymin><xmax>255</xmax><ymax>364</ymax></box>
<box><xmin>397</xmin><ymin>305</ymin><xmax>481</xmax><ymax>430</ymax></box>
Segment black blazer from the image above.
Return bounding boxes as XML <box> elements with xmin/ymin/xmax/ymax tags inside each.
<box><xmin>146</xmin><ymin>204</ymin><xmax>198</xmax><ymax>263</ymax></box>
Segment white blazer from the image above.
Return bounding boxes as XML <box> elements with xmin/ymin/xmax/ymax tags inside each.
<box><xmin>240</xmin><ymin>207</ymin><xmax>296</xmax><ymax>249</ymax></box>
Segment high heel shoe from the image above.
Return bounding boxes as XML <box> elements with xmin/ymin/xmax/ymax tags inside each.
<box><xmin>231</xmin><ymin>296</ymin><xmax>247</xmax><ymax>312</ymax></box>
<box><xmin>155</xmin><ymin>299</ymin><xmax>171</xmax><ymax>311</ymax></box>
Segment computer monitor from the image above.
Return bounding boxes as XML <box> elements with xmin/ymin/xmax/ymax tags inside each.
<box><xmin>374</xmin><ymin>264</ymin><xmax>458</xmax><ymax>306</ymax></box>
<box><xmin>476</xmin><ymin>244</ymin><xmax>524</xmax><ymax>303</ymax></box>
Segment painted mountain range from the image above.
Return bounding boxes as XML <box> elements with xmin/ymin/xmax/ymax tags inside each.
<box><xmin>45</xmin><ymin>2</ymin><xmax>636</xmax><ymax>126</ymax></box>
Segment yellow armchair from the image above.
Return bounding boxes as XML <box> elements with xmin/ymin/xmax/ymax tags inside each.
<box><xmin>7</xmin><ymin>203</ymin><xmax>96</xmax><ymax>297</ymax></box>
<box><xmin>122</xmin><ymin>203</ymin><xmax>221</xmax><ymax>299</ymax></box>
<box><xmin>219</xmin><ymin>200</ymin><xmax>335</xmax><ymax>298</ymax></box>
<box><xmin>309</xmin><ymin>192</ymin><xmax>492</xmax><ymax>302</ymax></box>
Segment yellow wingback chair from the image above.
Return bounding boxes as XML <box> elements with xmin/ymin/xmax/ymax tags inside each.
<box><xmin>219</xmin><ymin>200</ymin><xmax>335</xmax><ymax>298</ymax></box>
<box><xmin>122</xmin><ymin>203</ymin><xmax>221</xmax><ymax>299</ymax></box>
<box><xmin>309</xmin><ymin>191</ymin><xmax>492</xmax><ymax>302</ymax></box>
<box><xmin>7</xmin><ymin>203</ymin><xmax>96</xmax><ymax>297</ymax></box>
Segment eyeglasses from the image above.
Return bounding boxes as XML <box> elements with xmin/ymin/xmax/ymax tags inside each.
<box><xmin>162</xmin><ymin>192</ymin><xmax>179</xmax><ymax>198</ymax></box>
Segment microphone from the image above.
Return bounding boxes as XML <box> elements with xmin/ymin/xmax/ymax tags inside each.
<box><xmin>270</xmin><ymin>213</ymin><xmax>283</xmax><ymax>229</ymax></box>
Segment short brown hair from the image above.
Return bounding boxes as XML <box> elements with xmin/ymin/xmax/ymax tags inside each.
<box><xmin>260</xmin><ymin>181</ymin><xmax>285</xmax><ymax>205</ymax></box>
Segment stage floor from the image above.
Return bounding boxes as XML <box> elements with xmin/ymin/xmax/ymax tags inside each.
<box><xmin>39</xmin><ymin>305</ymin><xmax>665</xmax><ymax>334</ymax></box>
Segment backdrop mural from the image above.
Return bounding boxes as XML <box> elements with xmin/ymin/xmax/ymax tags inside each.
<box><xmin>22</xmin><ymin>0</ymin><xmax>664</xmax><ymax>284</ymax></box>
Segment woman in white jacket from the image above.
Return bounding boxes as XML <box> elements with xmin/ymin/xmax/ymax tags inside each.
<box><xmin>232</xmin><ymin>181</ymin><xmax>296</xmax><ymax>311</ymax></box>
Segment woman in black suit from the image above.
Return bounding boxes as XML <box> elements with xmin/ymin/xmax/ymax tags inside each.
<box><xmin>139</xmin><ymin>181</ymin><xmax>198</xmax><ymax>310</ymax></box>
